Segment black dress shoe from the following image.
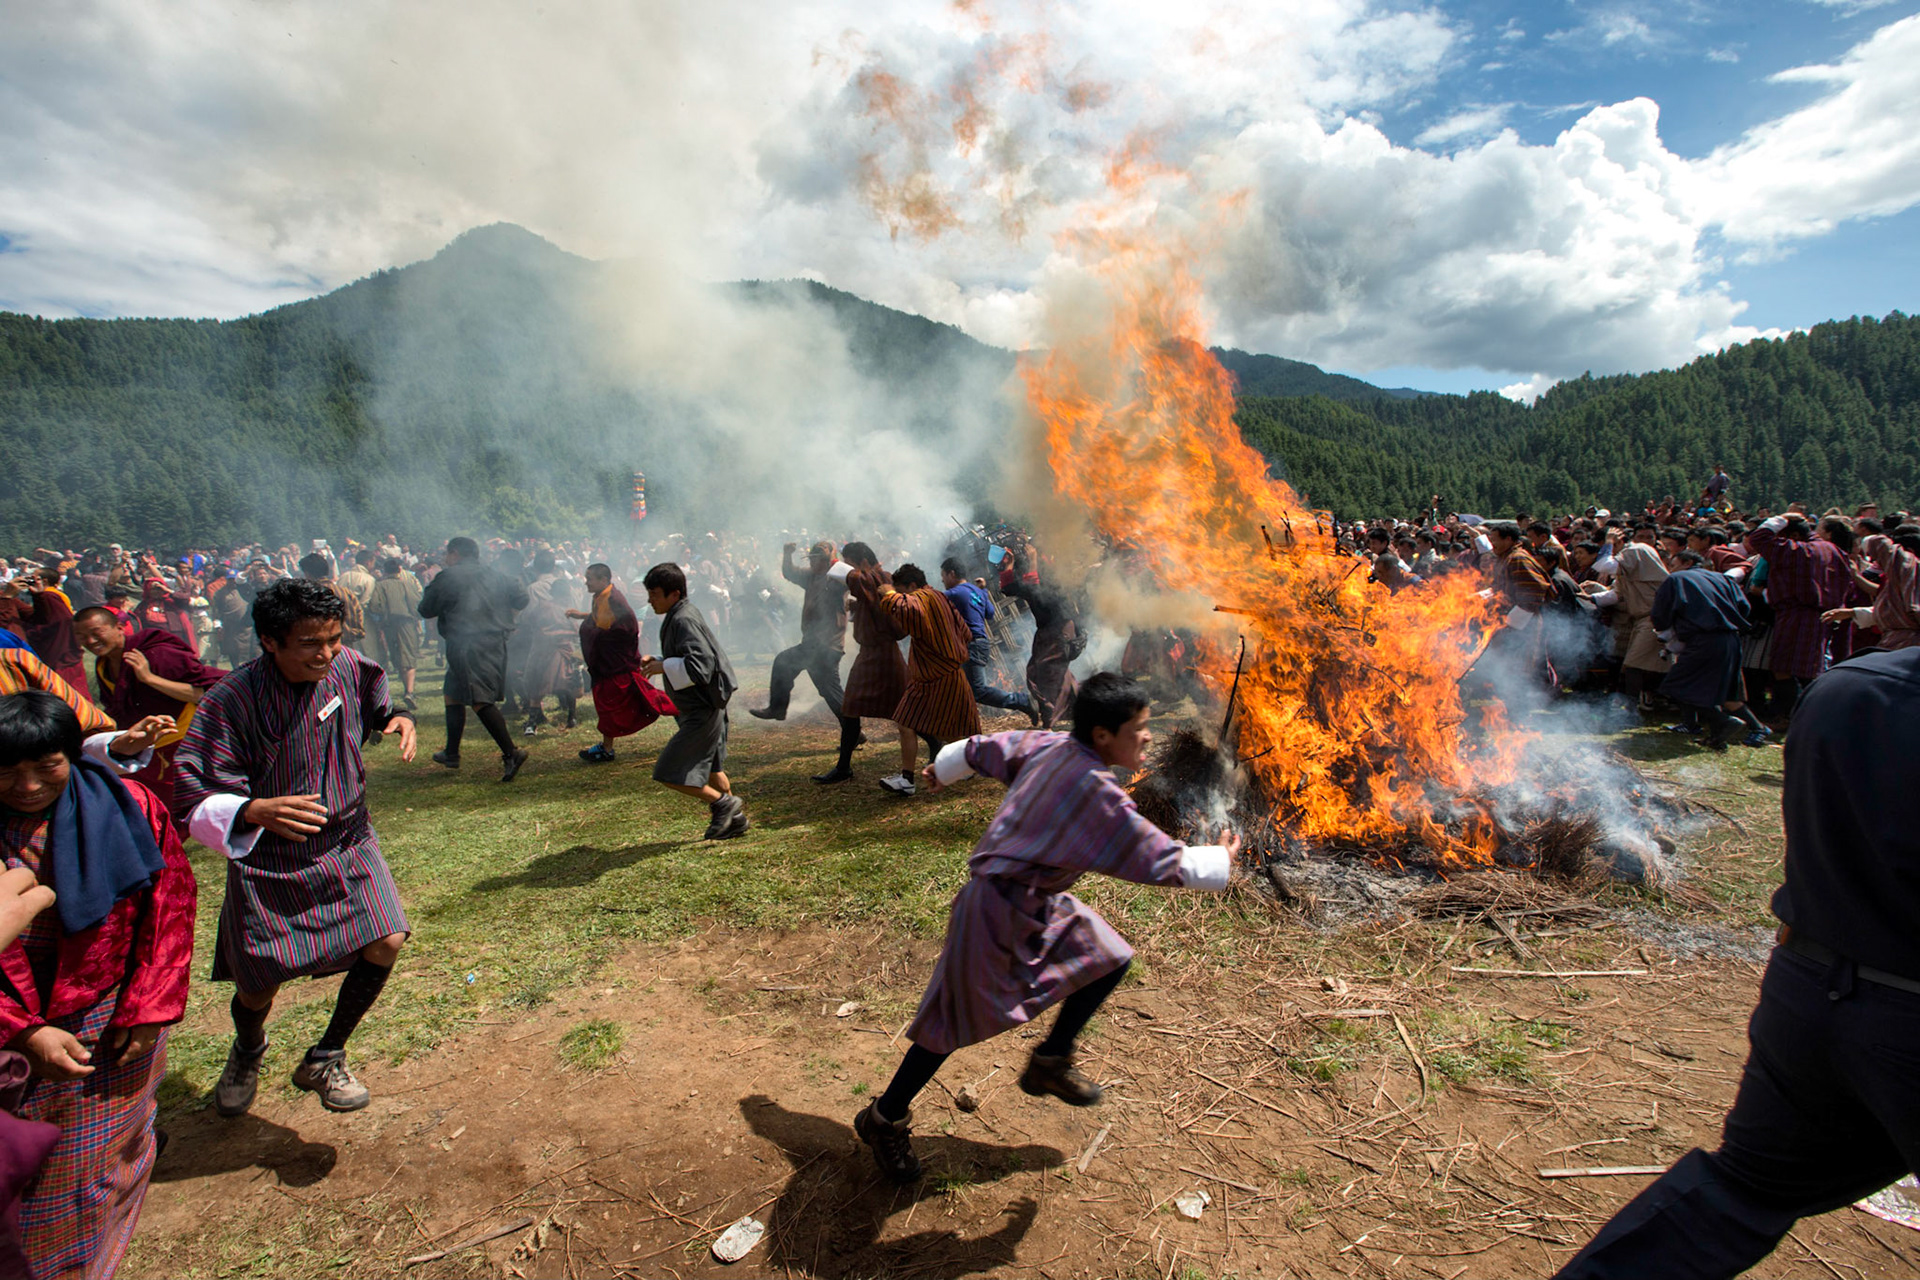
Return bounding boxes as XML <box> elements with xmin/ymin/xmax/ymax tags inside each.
<box><xmin>501</xmin><ymin>749</ymin><xmax>529</xmax><ymax>782</ymax></box>
<box><xmin>748</xmin><ymin>706</ymin><xmax>785</xmax><ymax>720</ymax></box>
<box><xmin>811</xmin><ymin>765</ymin><xmax>854</xmax><ymax>784</ymax></box>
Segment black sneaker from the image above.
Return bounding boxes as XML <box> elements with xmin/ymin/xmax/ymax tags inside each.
<box><xmin>811</xmin><ymin>765</ymin><xmax>853</xmax><ymax>784</ymax></box>
<box><xmin>578</xmin><ymin>744</ymin><xmax>617</xmax><ymax>764</ymax></box>
<box><xmin>292</xmin><ymin>1049</ymin><xmax>371</xmax><ymax>1112</ymax></box>
<box><xmin>705</xmin><ymin>794</ymin><xmax>745</xmax><ymax>839</ymax></box>
<box><xmin>431</xmin><ymin>750</ymin><xmax>460</xmax><ymax>769</ymax></box>
<box><xmin>853</xmin><ymin>1101</ymin><xmax>922</xmax><ymax>1184</ymax></box>
<box><xmin>501</xmin><ymin>748</ymin><xmax>529</xmax><ymax>782</ymax></box>
<box><xmin>215</xmin><ymin>1038</ymin><xmax>269</xmax><ymax>1117</ymax></box>
<box><xmin>1019</xmin><ymin>1050</ymin><xmax>1103</xmax><ymax>1106</ymax></box>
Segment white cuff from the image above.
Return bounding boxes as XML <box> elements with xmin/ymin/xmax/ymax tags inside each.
<box><xmin>1760</xmin><ymin>516</ymin><xmax>1788</xmax><ymax>534</ymax></box>
<box><xmin>1178</xmin><ymin>845</ymin><xmax>1232</xmax><ymax>892</ymax></box>
<box><xmin>1474</xmin><ymin>535</ymin><xmax>1492</xmax><ymax>555</ymax></box>
<box><xmin>1505</xmin><ymin>606</ymin><xmax>1537</xmax><ymax>631</ymax></box>
<box><xmin>826</xmin><ymin>562</ymin><xmax>853</xmax><ymax>583</ymax></box>
<box><xmin>661</xmin><ymin>657</ymin><xmax>693</xmax><ymax>690</ymax></box>
<box><xmin>188</xmin><ymin>793</ymin><xmax>262</xmax><ymax>861</ymax></box>
<box><xmin>931</xmin><ymin>739</ymin><xmax>976</xmax><ymax>785</ymax></box>
<box><xmin>82</xmin><ymin>732</ymin><xmax>151</xmax><ymax>775</ymax></box>
<box><xmin>1590</xmin><ymin>588</ymin><xmax>1620</xmax><ymax>606</ymax></box>
<box><xmin>1854</xmin><ymin>607</ymin><xmax>1876</xmax><ymax>629</ymax></box>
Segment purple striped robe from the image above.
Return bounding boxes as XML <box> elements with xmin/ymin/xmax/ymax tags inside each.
<box><xmin>173</xmin><ymin>650</ymin><xmax>410</xmax><ymax>991</ymax></box>
<box><xmin>904</xmin><ymin>730</ymin><xmax>1209</xmax><ymax>1055</ymax></box>
<box><xmin>1746</xmin><ymin>525</ymin><xmax>1853</xmax><ymax>679</ymax></box>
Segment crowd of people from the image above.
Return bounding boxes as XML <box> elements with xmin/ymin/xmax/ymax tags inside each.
<box><xmin>0</xmin><ymin>464</ymin><xmax>1914</xmax><ymax>1279</ymax></box>
<box><xmin>1342</xmin><ymin>469</ymin><xmax>1920</xmax><ymax>748</ymax></box>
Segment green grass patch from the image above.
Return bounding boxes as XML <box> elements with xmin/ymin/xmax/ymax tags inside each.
<box><xmin>558</xmin><ymin>1018</ymin><xmax>626</xmax><ymax>1071</ymax></box>
<box><xmin>1420</xmin><ymin>1012</ymin><xmax>1570</xmax><ymax>1088</ymax></box>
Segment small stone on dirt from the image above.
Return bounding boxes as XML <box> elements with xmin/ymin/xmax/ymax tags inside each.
<box><xmin>711</xmin><ymin>1215</ymin><xmax>766</xmax><ymax>1263</ymax></box>
<box><xmin>955</xmin><ymin>1084</ymin><xmax>981</xmax><ymax>1112</ymax></box>
<box><xmin>835</xmin><ymin>1001</ymin><xmax>862</xmax><ymax>1018</ymax></box>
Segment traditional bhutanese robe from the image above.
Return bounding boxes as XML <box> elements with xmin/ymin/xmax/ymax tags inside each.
<box><xmin>1746</xmin><ymin>523</ymin><xmax>1853</xmax><ymax>680</ymax></box>
<box><xmin>172</xmin><ymin>650</ymin><xmax>410</xmax><ymax>991</ymax></box>
<box><xmin>0</xmin><ymin>651</ymin><xmax>116</xmax><ymax>734</ymax></box>
<box><xmin>24</xmin><ymin>591</ymin><xmax>87</xmax><ymax>693</ymax></box>
<box><xmin>0</xmin><ymin>779</ymin><xmax>195</xmax><ymax>1280</ymax></box>
<box><xmin>840</xmin><ymin>569</ymin><xmax>907</xmax><ymax>720</ymax></box>
<box><xmin>875</xmin><ymin>584</ymin><xmax>980</xmax><ymax>744</ymax></box>
<box><xmin>1611</xmin><ymin>542</ymin><xmax>1672</xmax><ymax>674</ymax></box>
<box><xmin>1861</xmin><ymin>535</ymin><xmax>1920</xmax><ymax>651</ymax></box>
<box><xmin>1000</xmin><ymin>567</ymin><xmax>1078</xmax><ymax>728</ymax></box>
<box><xmin>904</xmin><ymin>731</ymin><xmax>1227</xmax><ymax>1054</ymax></box>
<box><xmin>93</xmin><ymin>628</ymin><xmax>226</xmax><ymax>828</ymax></box>
<box><xmin>517</xmin><ymin>574</ymin><xmax>582</xmax><ymax>702</ymax></box>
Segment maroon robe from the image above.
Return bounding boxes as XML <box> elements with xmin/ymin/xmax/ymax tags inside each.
<box><xmin>93</xmin><ymin>628</ymin><xmax>226</xmax><ymax>825</ymax></box>
<box><xmin>23</xmin><ymin>592</ymin><xmax>86</xmax><ymax>691</ymax></box>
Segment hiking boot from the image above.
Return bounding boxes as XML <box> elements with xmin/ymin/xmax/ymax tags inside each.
<box><xmin>214</xmin><ymin>1038</ymin><xmax>269</xmax><ymax>1117</ymax></box>
<box><xmin>748</xmin><ymin>706</ymin><xmax>785</xmax><ymax>721</ymax></box>
<box><xmin>1019</xmin><ymin>1050</ymin><xmax>1103</xmax><ymax>1106</ymax></box>
<box><xmin>853</xmin><ymin>1101</ymin><xmax>922</xmax><ymax>1185</ymax></box>
<box><xmin>579</xmin><ymin>743</ymin><xmax>617</xmax><ymax>764</ymax></box>
<box><xmin>292</xmin><ymin>1049</ymin><xmax>371</xmax><ymax>1112</ymax></box>
<box><xmin>522</xmin><ymin>722</ymin><xmax>539</xmax><ymax>737</ymax></box>
<box><xmin>501</xmin><ymin>748</ymin><xmax>529</xmax><ymax>782</ymax></box>
<box><xmin>431</xmin><ymin>750</ymin><xmax>460</xmax><ymax>769</ymax></box>
<box><xmin>879</xmin><ymin>772</ymin><xmax>915</xmax><ymax>797</ymax></box>
<box><xmin>706</xmin><ymin>793</ymin><xmax>746</xmax><ymax>839</ymax></box>
<box><xmin>812</xmin><ymin>765</ymin><xmax>854</xmax><ymax>785</ymax></box>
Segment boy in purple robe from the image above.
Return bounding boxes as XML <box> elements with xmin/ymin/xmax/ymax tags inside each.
<box><xmin>853</xmin><ymin>672</ymin><xmax>1236</xmax><ymax>1184</ymax></box>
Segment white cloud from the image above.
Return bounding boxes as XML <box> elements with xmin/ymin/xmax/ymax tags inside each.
<box><xmin>1413</xmin><ymin>104</ymin><xmax>1513</xmax><ymax>147</ymax></box>
<box><xmin>1706</xmin><ymin>47</ymin><xmax>1740</xmax><ymax>63</ymax></box>
<box><xmin>1696</xmin><ymin>15</ymin><xmax>1920</xmax><ymax>245</ymax></box>
<box><xmin>1500</xmin><ymin>373</ymin><xmax>1558</xmax><ymax>403</ymax></box>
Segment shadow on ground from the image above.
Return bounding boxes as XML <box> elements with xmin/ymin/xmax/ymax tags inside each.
<box><xmin>152</xmin><ymin>1108</ymin><xmax>337</xmax><ymax>1188</ymax></box>
<box><xmin>739</xmin><ymin>1094</ymin><xmax>1063</xmax><ymax>1279</ymax></box>
<box><xmin>470</xmin><ymin>841</ymin><xmax>681</xmax><ymax>891</ymax></box>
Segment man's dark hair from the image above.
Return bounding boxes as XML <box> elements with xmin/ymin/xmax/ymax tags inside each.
<box><xmin>642</xmin><ymin>563</ymin><xmax>687</xmax><ymax>600</ymax></box>
<box><xmin>1415</xmin><ymin>531</ymin><xmax>1435</xmax><ymax>548</ymax></box>
<box><xmin>1781</xmin><ymin>515</ymin><xmax>1814</xmax><ymax>540</ymax></box>
<box><xmin>72</xmin><ymin>605</ymin><xmax>119</xmax><ymax>629</ymax></box>
<box><xmin>447</xmin><ymin>536</ymin><xmax>479</xmax><ymax>560</ymax></box>
<box><xmin>1892</xmin><ymin>524</ymin><xmax>1920</xmax><ymax>556</ymax></box>
<box><xmin>254</xmin><ymin>577</ymin><xmax>346</xmax><ymax>643</ymax></box>
<box><xmin>356</xmin><ymin>549</ymin><xmax>378</xmax><ymax>567</ymax></box>
<box><xmin>1525</xmin><ymin>520</ymin><xmax>1551</xmax><ymax>537</ymax></box>
<box><xmin>298</xmin><ymin>552</ymin><xmax>333</xmax><ymax>580</ymax></box>
<box><xmin>892</xmin><ymin>563</ymin><xmax>928</xmax><ymax>591</ymax></box>
<box><xmin>1818</xmin><ymin>516</ymin><xmax>1855</xmax><ymax>552</ymax></box>
<box><xmin>1658</xmin><ymin>527</ymin><xmax>1687</xmax><ymax>545</ymax></box>
<box><xmin>1674</xmin><ymin>549</ymin><xmax>1707</xmax><ymax>569</ymax></box>
<box><xmin>1573</xmin><ymin>541</ymin><xmax>1603</xmax><ymax>558</ymax></box>
<box><xmin>1365</xmin><ymin>527</ymin><xmax>1390</xmax><ymax>544</ymax></box>
<box><xmin>842</xmin><ymin>541</ymin><xmax>877</xmax><ymax>567</ymax></box>
<box><xmin>531</xmin><ymin>550</ymin><xmax>557</xmax><ymax>576</ymax></box>
<box><xmin>1484</xmin><ymin>521</ymin><xmax>1522</xmax><ymax>542</ymax></box>
<box><xmin>380</xmin><ymin>557</ymin><xmax>401</xmax><ymax>576</ymax></box>
<box><xmin>1535</xmin><ymin>542</ymin><xmax>1564</xmax><ymax>570</ymax></box>
<box><xmin>586</xmin><ymin>562</ymin><xmax>612</xmax><ymax>580</ymax></box>
<box><xmin>1072</xmin><ymin>672</ymin><xmax>1151</xmax><ymax>746</ymax></box>
<box><xmin>1857</xmin><ymin>518</ymin><xmax>1883</xmax><ymax>537</ymax></box>
<box><xmin>940</xmin><ymin>557</ymin><xmax>965</xmax><ymax>577</ymax></box>
<box><xmin>0</xmin><ymin>691</ymin><xmax>85</xmax><ymax>767</ymax></box>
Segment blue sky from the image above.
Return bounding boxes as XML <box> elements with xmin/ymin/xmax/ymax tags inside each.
<box><xmin>0</xmin><ymin>0</ymin><xmax>1915</xmax><ymax>400</ymax></box>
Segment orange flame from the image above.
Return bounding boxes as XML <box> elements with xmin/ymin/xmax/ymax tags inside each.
<box><xmin>1020</xmin><ymin>229</ymin><xmax>1525</xmax><ymax>858</ymax></box>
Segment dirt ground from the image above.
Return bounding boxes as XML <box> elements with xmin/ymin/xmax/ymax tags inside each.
<box><xmin>126</xmin><ymin>913</ymin><xmax>1920</xmax><ymax>1279</ymax></box>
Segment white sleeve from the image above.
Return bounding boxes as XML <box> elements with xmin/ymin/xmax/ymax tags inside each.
<box><xmin>931</xmin><ymin>739</ymin><xmax>976</xmax><ymax>785</ymax></box>
<box><xmin>1759</xmin><ymin>515</ymin><xmax>1788</xmax><ymax>534</ymax></box>
<box><xmin>1505</xmin><ymin>606</ymin><xmax>1537</xmax><ymax>630</ymax></box>
<box><xmin>1178</xmin><ymin>845</ymin><xmax>1232</xmax><ymax>892</ymax></box>
<box><xmin>81</xmin><ymin>732</ymin><xmax>151</xmax><ymax>775</ymax></box>
<box><xmin>188</xmin><ymin>794</ymin><xmax>263</xmax><ymax>862</ymax></box>
<box><xmin>1589</xmin><ymin>588</ymin><xmax>1620</xmax><ymax>607</ymax></box>
<box><xmin>826</xmin><ymin>562</ymin><xmax>854</xmax><ymax>583</ymax></box>
<box><xmin>1854</xmin><ymin>607</ymin><xmax>1876</xmax><ymax>629</ymax></box>
<box><xmin>1474</xmin><ymin>535</ymin><xmax>1493</xmax><ymax>555</ymax></box>
<box><xmin>660</xmin><ymin>657</ymin><xmax>694</xmax><ymax>690</ymax></box>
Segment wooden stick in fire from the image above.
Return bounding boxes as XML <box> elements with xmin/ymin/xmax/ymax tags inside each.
<box><xmin>1220</xmin><ymin>635</ymin><xmax>1248</xmax><ymax>744</ymax></box>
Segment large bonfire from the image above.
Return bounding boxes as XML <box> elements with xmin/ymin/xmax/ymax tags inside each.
<box><xmin>1019</xmin><ymin>229</ymin><xmax>1524</xmax><ymax>864</ymax></box>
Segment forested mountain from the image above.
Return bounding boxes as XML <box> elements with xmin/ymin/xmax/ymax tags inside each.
<box><xmin>1234</xmin><ymin>313</ymin><xmax>1920</xmax><ymax>519</ymax></box>
<box><xmin>0</xmin><ymin>221</ymin><xmax>1914</xmax><ymax>549</ymax></box>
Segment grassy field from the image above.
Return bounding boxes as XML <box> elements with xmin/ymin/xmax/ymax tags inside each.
<box><xmin>157</xmin><ymin>661</ymin><xmax>1789</xmax><ymax>1117</ymax></box>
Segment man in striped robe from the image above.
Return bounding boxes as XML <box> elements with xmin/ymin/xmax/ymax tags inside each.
<box><xmin>174</xmin><ymin>579</ymin><xmax>418</xmax><ymax>1116</ymax></box>
<box><xmin>867</xmin><ymin>564</ymin><xmax>980</xmax><ymax>797</ymax></box>
<box><xmin>852</xmin><ymin>673</ymin><xmax>1235</xmax><ymax>1184</ymax></box>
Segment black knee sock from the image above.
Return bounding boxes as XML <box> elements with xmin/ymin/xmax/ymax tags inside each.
<box><xmin>444</xmin><ymin>703</ymin><xmax>466</xmax><ymax>754</ymax></box>
<box><xmin>836</xmin><ymin>715</ymin><xmax>861</xmax><ymax>770</ymax></box>
<box><xmin>1039</xmin><ymin>960</ymin><xmax>1131</xmax><ymax>1056</ymax></box>
<box><xmin>231</xmin><ymin>993</ymin><xmax>272</xmax><ymax>1050</ymax></box>
<box><xmin>919</xmin><ymin>733</ymin><xmax>943</xmax><ymax>760</ymax></box>
<box><xmin>314</xmin><ymin>958</ymin><xmax>393</xmax><ymax>1054</ymax></box>
<box><xmin>473</xmin><ymin>703</ymin><xmax>517</xmax><ymax>755</ymax></box>
<box><xmin>1732</xmin><ymin>704</ymin><xmax>1764</xmax><ymax>732</ymax></box>
<box><xmin>876</xmin><ymin>1044</ymin><xmax>949</xmax><ymax>1122</ymax></box>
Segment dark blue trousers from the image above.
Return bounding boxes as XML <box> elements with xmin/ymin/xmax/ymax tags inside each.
<box><xmin>965</xmin><ymin>638</ymin><xmax>1031</xmax><ymax>713</ymax></box>
<box><xmin>1556</xmin><ymin>946</ymin><xmax>1920</xmax><ymax>1278</ymax></box>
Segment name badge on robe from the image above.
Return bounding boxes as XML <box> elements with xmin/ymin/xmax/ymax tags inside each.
<box><xmin>317</xmin><ymin>694</ymin><xmax>344</xmax><ymax>723</ymax></box>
